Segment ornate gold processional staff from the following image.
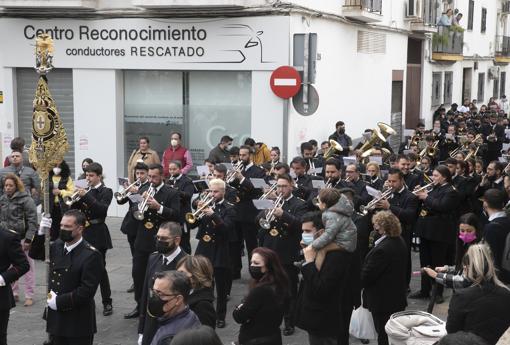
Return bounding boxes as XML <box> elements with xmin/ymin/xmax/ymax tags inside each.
<box><xmin>28</xmin><ymin>34</ymin><xmax>69</xmax><ymax>269</ymax></box>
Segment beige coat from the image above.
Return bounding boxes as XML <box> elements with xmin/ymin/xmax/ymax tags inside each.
<box><xmin>127</xmin><ymin>148</ymin><xmax>160</xmax><ymax>182</ymax></box>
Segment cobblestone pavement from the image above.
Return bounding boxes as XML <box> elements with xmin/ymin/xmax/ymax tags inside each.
<box><xmin>7</xmin><ymin>217</ymin><xmax>449</xmax><ymax>345</ymax></box>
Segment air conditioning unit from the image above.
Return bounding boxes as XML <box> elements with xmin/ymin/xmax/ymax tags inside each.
<box><xmin>489</xmin><ymin>66</ymin><xmax>500</xmax><ymax>80</ymax></box>
<box><xmin>406</xmin><ymin>0</ymin><xmax>422</xmax><ymax>18</ymax></box>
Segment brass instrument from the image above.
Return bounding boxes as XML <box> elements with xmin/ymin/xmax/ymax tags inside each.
<box><xmin>133</xmin><ymin>184</ymin><xmax>155</xmax><ymax>221</ymax></box>
<box><xmin>312</xmin><ymin>178</ymin><xmax>332</xmax><ymax>207</ymax></box>
<box><xmin>226</xmin><ymin>161</ymin><xmax>244</xmax><ymax>184</ymax></box>
<box><xmin>464</xmin><ymin>145</ymin><xmax>480</xmax><ymax>161</ymax></box>
<box><xmin>259</xmin><ymin>182</ymin><xmax>277</xmax><ymax>200</ymax></box>
<box><xmin>185</xmin><ymin>192</ymin><xmax>215</xmax><ymax>224</ymax></box>
<box><xmin>412</xmin><ymin>182</ymin><xmax>434</xmax><ymax>195</ymax></box>
<box><xmin>114</xmin><ymin>179</ymin><xmax>141</xmax><ymax>202</ymax></box>
<box><xmin>419</xmin><ymin>140</ymin><xmax>439</xmax><ymax>159</ymax></box>
<box><xmin>377</xmin><ymin>122</ymin><xmax>397</xmax><ymax>139</ymax></box>
<box><xmin>323</xmin><ymin>139</ymin><xmax>343</xmax><ymax>159</ymax></box>
<box><xmin>423</xmin><ymin>173</ymin><xmax>433</xmax><ymax>185</ymax></box>
<box><xmin>63</xmin><ymin>185</ymin><xmax>91</xmax><ymax>206</ymax></box>
<box><xmin>359</xmin><ymin>188</ymin><xmax>393</xmax><ymax>215</ymax></box>
<box><xmin>359</xmin><ymin>127</ymin><xmax>386</xmax><ymax>155</ymax></box>
<box><xmin>259</xmin><ymin>194</ymin><xmax>285</xmax><ymax>229</ymax></box>
<box><xmin>308</xmin><ymin>159</ymin><xmax>317</xmax><ymax>176</ymax></box>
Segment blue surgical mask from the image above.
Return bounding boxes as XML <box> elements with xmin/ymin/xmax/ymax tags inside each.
<box><xmin>302</xmin><ymin>233</ymin><xmax>314</xmax><ymax>245</ymax></box>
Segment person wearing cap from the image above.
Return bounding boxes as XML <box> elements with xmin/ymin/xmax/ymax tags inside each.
<box><xmin>127</xmin><ymin>136</ymin><xmax>160</xmax><ymax>183</ymax></box>
<box><xmin>208</xmin><ymin>135</ymin><xmax>233</xmax><ymax>164</ymax></box>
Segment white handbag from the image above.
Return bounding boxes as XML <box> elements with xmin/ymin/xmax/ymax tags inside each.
<box><xmin>349</xmin><ymin>292</ymin><xmax>377</xmax><ymax>340</ymax></box>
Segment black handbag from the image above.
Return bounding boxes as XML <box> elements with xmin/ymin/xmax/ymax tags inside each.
<box><xmin>28</xmin><ymin>233</ymin><xmax>46</xmax><ymax>261</ymax></box>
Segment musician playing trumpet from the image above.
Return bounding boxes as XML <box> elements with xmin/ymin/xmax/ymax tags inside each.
<box><xmin>194</xmin><ymin>179</ymin><xmax>236</xmax><ymax>329</ymax></box>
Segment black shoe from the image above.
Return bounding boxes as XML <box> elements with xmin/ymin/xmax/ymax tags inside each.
<box><xmin>103</xmin><ymin>303</ymin><xmax>113</xmax><ymax>316</ymax></box>
<box><xmin>408</xmin><ymin>291</ymin><xmax>430</xmax><ymax>299</ymax></box>
<box><xmin>216</xmin><ymin>320</ymin><xmax>226</xmax><ymax>328</ymax></box>
<box><xmin>124</xmin><ymin>307</ymin><xmax>139</xmax><ymax>319</ymax></box>
<box><xmin>283</xmin><ymin>326</ymin><xmax>295</xmax><ymax>336</ymax></box>
<box><xmin>361</xmin><ymin>340</ymin><xmax>370</xmax><ymax>344</ymax></box>
<box><xmin>435</xmin><ymin>295</ymin><xmax>444</xmax><ymax>304</ymax></box>
<box><xmin>127</xmin><ymin>283</ymin><xmax>135</xmax><ymax>293</ymax></box>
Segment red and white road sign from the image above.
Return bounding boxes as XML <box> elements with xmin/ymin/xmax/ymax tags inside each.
<box><xmin>270</xmin><ymin>66</ymin><xmax>302</xmax><ymax>99</ymax></box>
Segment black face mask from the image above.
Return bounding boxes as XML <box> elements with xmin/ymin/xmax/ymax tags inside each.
<box><xmin>59</xmin><ymin>229</ymin><xmax>74</xmax><ymax>243</ymax></box>
<box><xmin>156</xmin><ymin>240</ymin><xmax>175</xmax><ymax>255</ymax></box>
<box><xmin>147</xmin><ymin>293</ymin><xmax>168</xmax><ymax>318</ymax></box>
<box><xmin>337</xmin><ymin>128</ymin><xmax>345</xmax><ymax>134</ymax></box>
<box><xmin>249</xmin><ymin>265</ymin><xmax>264</xmax><ymax>280</ymax></box>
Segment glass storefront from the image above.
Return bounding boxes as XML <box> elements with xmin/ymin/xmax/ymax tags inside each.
<box><xmin>124</xmin><ymin>70</ymin><xmax>251</xmax><ymax>174</ymax></box>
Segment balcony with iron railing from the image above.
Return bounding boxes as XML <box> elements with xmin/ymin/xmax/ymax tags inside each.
<box><xmin>495</xmin><ymin>35</ymin><xmax>510</xmax><ymax>63</ymax></box>
<box><xmin>0</xmin><ymin>0</ymin><xmax>96</xmax><ymax>8</ymax></box>
<box><xmin>432</xmin><ymin>25</ymin><xmax>464</xmax><ymax>61</ymax></box>
<box><xmin>342</xmin><ymin>0</ymin><xmax>383</xmax><ymax>23</ymax></box>
<box><xmin>406</xmin><ymin>0</ymin><xmax>437</xmax><ymax>33</ymax></box>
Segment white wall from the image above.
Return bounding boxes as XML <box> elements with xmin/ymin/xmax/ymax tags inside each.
<box><xmin>0</xmin><ymin>67</ymin><xmax>16</xmax><ymax>162</ymax></box>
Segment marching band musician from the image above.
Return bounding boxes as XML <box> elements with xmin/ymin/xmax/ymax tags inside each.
<box><xmin>396</xmin><ymin>154</ymin><xmax>420</xmax><ymax>191</ymax></box>
<box><xmin>481</xmin><ymin>113</ymin><xmax>506</xmax><ymax>164</ymax></box>
<box><xmin>256</xmin><ymin>174</ymin><xmax>307</xmax><ymax>336</ymax></box>
<box><xmin>117</xmin><ymin>162</ymin><xmax>150</xmax><ymax>295</ymax></box>
<box><xmin>476</xmin><ymin>161</ymin><xmax>505</xmax><ymax>198</ymax></box>
<box><xmin>410</xmin><ymin>165</ymin><xmax>460</xmax><ymax>304</ymax></box>
<box><xmin>375</xmin><ymin>168</ymin><xmax>419</xmax><ymax>286</ymax></box>
<box><xmin>228</xmin><ymin>145</ymin><xmax>265</xmax><ymax>264</ymax></box>
<box><xmin>301</xmin><ymin>142</ymin><xmax>323</xmax><ymax>177</ymax></box>
<box><xmin>70</xmin><ymin>162</ymin><xmax>114</xmax><ymax>316</ymax></box>
<box><xmin>127</xmin><ymin>163</ymin><xmax>180</xmax><ymax>320</ymax></box>
<box><xmin>194</xmin><ymin>179</ymin><xmax>236</xmax><ymax>329</ymax></box>
<box><xmin>343</xmin><ymin>163</ymin><xmax>371</xmax><ymax>206</ymax></box>
<box><xmin>167</xmin><ymin>160</ymin><xmax>195</xmax><ymax>254</ymax></box>
<box><xmin>365</xmin><ymin>162</ymin><xmax>384</xmax><ymax>191</ymax></box>
<box><xmin>290</xmin><ymin>157</ymin><xmax>313</xmax><ymax>200</ymax></box>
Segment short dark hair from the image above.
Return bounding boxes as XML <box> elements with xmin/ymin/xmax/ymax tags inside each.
<box><xmin>290</xmin><ymin>157</ymin><xmax>307</xmax><ymax>168</ymax></box>
<box><xmin>148</xmin><ymin>163</ymin><xmax>164</xmax><ymax>175</ymax></box>
<box><xmin>325</xmin><ymin>158</ymin><xmax>342</xmax><ymax>171</ymax></box>
<box><xmin>387</xmin><ymin>168</ymin><xmax>404</xmax><ymax>179</ymax></box>
<box><xmin>170</xmin><ymin>132</ymin><xmax>182</xmax><ymax>139</ymax></box>
<box><xmin>167</xmin><ymin>325</ymin><xmax>223</xmax><ymax>345</ymax></box>
<box><xmin>437</xmin><ymin>331</ymin><xmax>489</xmax><ymax>345</ymax></box>
<box><xmin>274</xmin><ymin>162</ymin><xmax>289</xmax><ymax>173</ymax></box>
<box><xmin>244</xmin><ymin>138</ymin><xmax>255</xmax><ymax>146</ymax></box>
<box><xmin>239</xmin><ymin>145</ymin><xmax>252</xmax><ymax>153</ymax></box>
<box><xmin>85</xmin><ymin>162</ymin><xmax>103</xmax><ymax>176</ymax></box>
<box><xmin>82</xmin><ymin>158</ymin><xmax>93</xmax><ymax>166</ymax></box>
<box><xmin>277</xmin><ymin>174</ymin><xmax>293</xmax><ymax>185</ymax></box>
<box><xmin>63</xmin><ymin>209</ymin><xmax>87</xmax><ymax>227</ymax></box>
<box><xmin>220</xmin><ymin>135</ymin><xmax>233</xmax><ymax>143</ymax></box>
<box><xmin>139</xmin><ymin>136</ymin><xmax>150</xmax><ymax>144</ymax></box>
<box><xmin>490</xmin><ymin>160</ymin><xmax>504</xmax><ymax>173</ymax></box>
<box><xmin>318</xmin><ymin>188</ymin><xmax>342</xmax><ymax>208</ymax></box>
<box><xmin>483</xmin><ymin>189</ymin><xmax>507</xmax><ymax>210</ymax></box>
<box><xmin>271</xmin><ymin>146</ymin><xmax>280</xmax><ymax>154</ymax></box>
<box><xmin>445</xmin><ymin>158</ymin><xmax>458</xmax><ymax>166</ymax></box>
<box><xmin>213</xmin><ymin>164</ymin><xmax>227</xmax><ymax>174</ymax></box>
<box><xmin>153</xmin><ymin>271</ymin><xmax>191</xmax><ymax>303</ymax></box>
<box><xmin>169</xmin><ymin>160</ymin><xmax>182</xmax><ymax>169</ymax></box>
<box><xmin>301</xmin><ymin>211</ymin><xmax>324</xmax><ymax>230</ymax></box>
<box><xmin>434</xmin><ymin>165</ymin><xmax>452</xmax><ymax>182</ymax></box>
<box><xmin>9</xmin><ymin>137</ymin><xmax>25</xmax><ymax>151</ymax></box>
<box><xmin>308</xmin><ymin>139</ymin><xmax>318</xmax><ymax>147</ymax></box>
<box><xmin>134</xmin><ymin>162</ymin><xmax>149</xmax><ymax>172</ymax></box>
<box><xmin>397</xmin><ymin>154</ymin><xmax>409</xmax><ymax>162</ymax></box>
<box><xmin>300</xmin><ymin>142</ymin><xmax>314</xmax><ymax>153</ymax></box>
<box><xmin>159</xmin><ymin>221</ymin><xmax>182</xmax><ymax>237</ymax></box>
<box><xmin>335</xmin><ymin>121</ymin><xmax>345</xmax><ymax>128</ymax></box>
<box><xmin>229</xmin><ymin>146</ymin><xmax>240</xmax><ymax>155</ymax></box>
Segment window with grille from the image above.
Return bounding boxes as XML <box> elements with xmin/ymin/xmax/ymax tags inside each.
<box><xmin>444</xmin><ymin>72</ymin><xmax>453</xmax><ymax>105</ymax></box>
<box><xmin>432</xmin><ymin>72</ymin><xmax>442</xmax><ymax>107</ymax></box>
<box><xmin>501</xmin><ymin>72</ymin><xmax>507</xmax><ymax>97</ymax></box>
<box><xmin>478</xmin><ymin>73</ymin><xmax>485</xmax><ymax>103</ymax></box>
<box><xmin>467</xmin><ymin>0</ymin><xmax>474</xmax><ymax>31</ymax></box>
<box><xmin>481</xmin><ymin>8</ymin><xmax>487</xmax><ymax>33</ymax></box>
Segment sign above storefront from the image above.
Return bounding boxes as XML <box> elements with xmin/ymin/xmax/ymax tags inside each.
<box><xmin>0</xmin><ymin>17</ymin><xmax>289</xmax><ymax>71</ymax></box>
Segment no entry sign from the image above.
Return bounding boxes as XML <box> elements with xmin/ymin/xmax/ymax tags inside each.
<box><xmin>270</xmin><ymin>66</ymin><xmax>301</xmax><ymax>99</ymax></box>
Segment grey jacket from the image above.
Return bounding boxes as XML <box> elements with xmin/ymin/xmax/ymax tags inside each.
<box><xmin>312</xmin><ymin>194</ymin><xmax>357</xmax><ymax>252</ymax></box>
<box><xmin>0</xmin><ymin>191</ymin><xmax>38</xmax><ymax>241</ymax></box>
<box><xmin>150</xmin><ymin>307</ymin><xmax>201</xmax><ymax>345</ymax></box>
<box><xmin>0</xmin><ymin>165</ymin><xmax>40</xmax><ymax>198</ymax></box>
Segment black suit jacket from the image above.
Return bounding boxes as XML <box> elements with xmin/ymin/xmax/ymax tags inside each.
<box><xmin>195</xmin><ymin>200</ymin><xmax>236</xmax><ymax>268</ymax></box>
<box><xmin>361</xmin><ymin>236</ymin><xmax>408</xmax><ymax>313</ymax></box>
<box><xmin>72</xmin><ymin>184</ymin><xmax>113</xmax><ymax>250</ymax></box>
<box><xmin>258</xmin><ymin>196</ymin><xmax>307</xmax><ymax>264</ymax></box>
<box><xmin>138</xmin><ymin>248</ymin><xmax>188</xmax><ymax>345</ymax></box>
<box><xmin>389</xmin><ymin>188</ymin><xmax>419</xmax><ymax>241</ymax></box>
<box><xmin>415</xmin><ymin>184</ymin><xmax>460</xmax><ymax>244</ymax></box>
<box><xmin>481</xmin><ymin>123</ymin><xmax>505</xmax><ymax>153</ymax></box>
<box><xmin>0</xmin><ymin>228</ymin><xmax>29</xmax><ymax>310</ymax></box>
<box><xmin>46</xmin><ymin>239</ymin><xmax>103</xmax><ymax>337</ymax></box>
<box><xmin>293</xmin><ymin>174</ymin><xmax>313</xmax><ymax>201</ymax></box>
<box><xmin>483</xmin><ymin>216</ymin><xmax>510</xmax><ymax>284</ymax></box>
<box><xmin>167</xmin><ymin>174</ymin><xmax>195</xmax><ymax>224</ymax></box>
<box><xmin>134</xmin><ymin>184</ymin><xmax>180</xmax><ymax>253</ymax></box>
<box><xmin>230</xmin><ymin>164</ymin><xmax>265</xmax><ymax>222</ymax></box>
<box><xmin>403</xmin><ymin>173</ymin><xmax>420</xmax><ymax>191</ymax></box>
<box><xmin>118</xmin><ymin>181</ymin><xmax>150</xmax><ymax>237</ymax></box>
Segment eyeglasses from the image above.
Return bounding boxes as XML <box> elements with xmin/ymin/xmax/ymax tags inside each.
<box><xmin>150</xmin><ymin>288</ymin><xmax>179</xmax><ymax>299</ymax></box>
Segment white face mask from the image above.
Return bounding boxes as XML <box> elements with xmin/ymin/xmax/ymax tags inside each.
<box><xmin>302</xmin><ymin>232</ymin><xmax>314</xmax><ymax>245</ymax></box>
<box><xmin>53</xmin><ymin>167</ymin><xmax>62</xmax><ymax>175</ymax></box>
<box><xmin>171</xmin><ymin>139</ymin><xmax>179</xmax><ymax>147</ymax></box>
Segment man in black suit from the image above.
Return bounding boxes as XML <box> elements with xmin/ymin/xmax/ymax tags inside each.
<box><xmin>137</xmin><ymin>221</ymin><xmax>187</xmax><ymax>345</ymax></box>
<box><xmin>294</xmin><ymin>211</ymin><xmax>353</xmax><ymax>345</ymax></box>
<box><xmin>46</xmin><ymin>210</ymin><xmax>104</xmax><ymax>345</ymax></box>
<box><xmin>167</xmin><ymin>160</ymin><xmax>195</xmax><ymax>254</ymax></box>
<box><xmin>476</xmin><ymin>161</ymin><xmax>505</xmax><ymax>197</ymax></box>
<box><xmin>71</xmin><ymin>162</ymin><xmax>113</xmax><ymax>316</ymax></box>
<box><xmin>397</xmin><ymin>154</ymin><xmax>420</xmax><ymax>191</ymax></box>
<box><xmin>257</xmin><ymin>174</ymin><xmax>307</xmax><ymax>336</ymax></box>
<box><xmin>343</xmin><ymin>163</ymin><xmax>371</xmax><ymax>207</ymax></box>
<box><xmin>0</xmin><ymin>226</ymin><xmax>29</xmax><ymax>345</ymax></box>
<box><xmin>117</xmin><ymin>162</ymin><xmax>150</xmax><ymax>293</ymax></box>
<box><xmin>126</xmin><ymin>164</ymin><xmax>180</xmax><ymax>319</ymax></box>
<box><xmin>229</xmin><ymin>145</ymin><xmax>265</xmax><ymax>263</ymax></box>
<box><xmin>375</xmin><ymin>168</ymin><xmax>419</xmax><ymax>286</ymax></box>
<box><xmin>305</xmin><ymin>158</ymin><xmax>344</xmax><ymax>211</ymax></box>
<box><xmin>290</xmin><ymin>157</ymin><xmax>313</xmax><ymax>201</ymax></box>
<box><xmin>481</xmin><ymin>113</ymin><xmax>505</xmax><ymax>165</ymax></box>
<box><xmin>482</xmin><ymin>189</ymin><xmax>510</xmax><ymax>284</ymax></box>
<box><xmin>194</xmin><ymin>178</ymin><xmax>236</xmax><ymax>328</ymax></box>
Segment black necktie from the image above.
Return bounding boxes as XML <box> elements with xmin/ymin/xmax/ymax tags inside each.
<box><xmin>64</xmin><ymin>248</ymin><xmax>69</xmax><ymax>255</ymax></box>
<box><xmin>163</xmin><ymin>257</ymin><xmax>169</xmax><ymax>266</ymax></box>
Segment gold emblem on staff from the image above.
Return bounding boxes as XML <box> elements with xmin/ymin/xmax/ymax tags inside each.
<box><xmin>144</xmin><ymin>221</ymin><xmax>154</xmax><ymax>230</ymax></box>
<box><xmin>85</xmin><ymin>220</ymin><xmax>90</xmax><ymax>228</ymax></box>
<box><xmin>47</xmin><ymin>292</ymin><xmax>52</xmax><ymax>300</ymax></box>
<box><xmin>270</xmin><ymin>228</ymin><xmax>279</xmax><ymax>237</ymax></box>
<box><xmin>420</xmin><ymin>209</ymin><xmax>428</xmax><ymax>217</ymax></box>
<box><xmin>202</xmin><ymin>234</ymin><xmax>212</xmax><ymax>242</ymax></box>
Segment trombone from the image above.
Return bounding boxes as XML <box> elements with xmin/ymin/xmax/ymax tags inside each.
<box><xmin>134</xmin><ymin>184</ymin><xmax>155</xmax><ymax>221</ymax></box>
<box><xmin>259</xmin><ymin>182</ymin><xmax>277</xmax><ymax>200</ymax></box>
<box><xmin>359</xmin><ymin>188</ymin><xmax>393</xmax><ymax>215</ymax></box>
<box><xmin>323</xmin><ymin>140</ymin><xmax>343</xmax><ymax>159</ymax></box>
<box><xmin>419</xmin><ymin>140</ymin><xmax>439</xmax><ymax>159</ymax></box>
<box><xmin>114</xmin><ymin>179</ymin><xmax>141</xmax><ymax>202</ymax></box>
<box><xmin>63</xmin><ymin>184</ymin><xmax>91</xmax><ymax>206</ymax></box>
<box><xmin>226</xmin><ymin>161</ymin><xmax>244</xmax><ymax>184</ymax></box>
<box><xmin>412</xmin><ymin>182</ymin><xmax>434</xmax><ymax>195</ymax></box>
<box><xmin>185</xmin><ymin>192</ymin><xmax>215</xmax><ymax>224</ymax></box>
<box><xmin>259</xmin><ymin>194</ymin><xmax>285</xmax><ymax>229</ymax></box>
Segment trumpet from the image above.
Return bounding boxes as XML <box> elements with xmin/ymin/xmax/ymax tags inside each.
<box><xmin>226</xmin><ymin>161</ymin><xmax>244</xmax><ymax>184</ymax></box>
<box><xmin>359</xmin><ymin>188</ymin><xmax>393</xmax><ymax>215</ymax></box>
<box><xmin>259</xmin><ymin>182</ymin><xmax>277</xmax><ymax>200</ymax></box>
<box><xmin>259</xmin><ymin>194</ymin><xmax>285</xmax><ymax>229</ymax></box>
<box><xmin>412</xmin><ymin>182</ymin><xmax>434</xmax><ymax>195</ymax></box>
<box><xmin>133</xmin><ymin>184</ymin><xmax>155</xmax><ymax>221</ymax></box>
<box><xmin>185</xmin><ymin>192</ymin><xmax>215</xmax><ymax>224</ymax></box>
<box><xmin>308</xmin><ymin>159</ymin><xmax>316</xmax><ymax>176</ymax></box>
<box><xmin>114</xmin><ymin>179</ymin><xmax>141</xmax><ymax>202</ymax></box>
<box><xmin>312</xmin><ymin>178</ymin><xmax>332</xmax><ymax>207</ymax></box>
<box><xmin>63</xmin><ymin>185</ymin><xmax>91</xmax><ymax>206</ymax></box>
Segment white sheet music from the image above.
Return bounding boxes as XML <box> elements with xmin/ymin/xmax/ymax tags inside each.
<box><xmin>74</xmin><ymin>179</ymin><xmax>88</xmax><ymax>189</ymax></box>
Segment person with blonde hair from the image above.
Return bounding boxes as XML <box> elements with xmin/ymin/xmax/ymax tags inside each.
<box><xmin>446</xmin><ymin>243</ymin><xmax>510</xmax><ymax>344</ymax></box>
<box><xmin>366</xmin><ymin>161</ymin><xmax>383</xmax><ymax>191</ymax></box>
<box><xmin>361</xmin><ymin>211</ymin><xmax>408</xmax><ymax>345</ymax></box>
<box><xmin>0</xmin><ymin>173</ymin><xmax>37</xmax><ymax>307</ymax></box>
<box><xmin>176</xmin><ymin>255</ymin><xmax>216</xmax><ymax>329</ymax></box>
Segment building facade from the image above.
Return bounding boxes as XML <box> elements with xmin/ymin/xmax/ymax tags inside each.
<box><xmin>0</xmin><ymin>0</ymin><xmax>507</xmax><ymax>216</ymax></box>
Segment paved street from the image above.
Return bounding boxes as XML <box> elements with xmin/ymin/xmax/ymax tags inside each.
<box><xmin>7</xmin><ymin>217</ymin><xmax>449</xmax><ymax>345</ymax></box>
